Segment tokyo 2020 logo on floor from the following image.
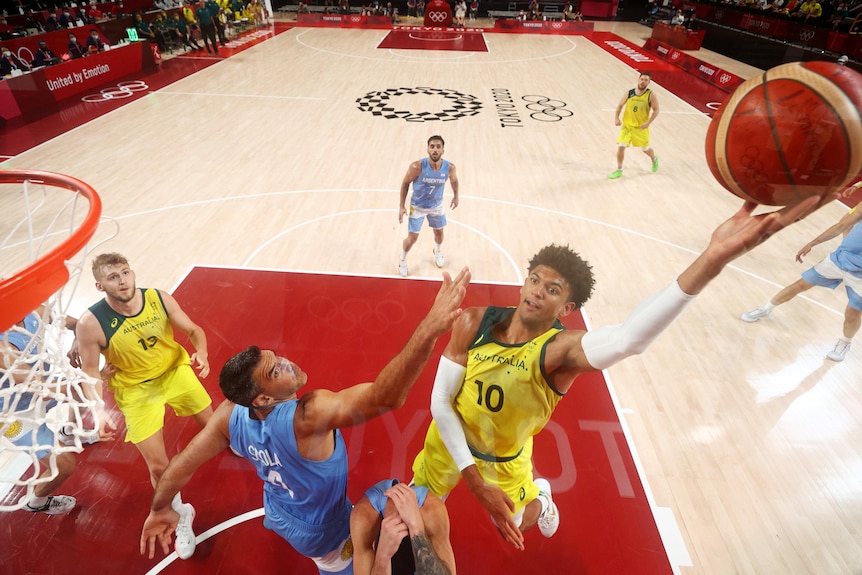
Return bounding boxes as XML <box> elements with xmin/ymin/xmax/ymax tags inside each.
<box><xmin>356</xmin><ymin>87</ymin><xmax>483</xmax><ymax>122</ymax></box>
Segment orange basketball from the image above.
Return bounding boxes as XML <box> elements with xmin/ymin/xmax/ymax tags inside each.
<box><xmin>705</xmin><ymin>61</ymin><xmax>862</xmax><ymax>206</ymax></box>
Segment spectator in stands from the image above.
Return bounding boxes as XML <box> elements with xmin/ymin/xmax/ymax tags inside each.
<box><xmin>517</xmin><ymin>8</ymin><xmax>527</xmax><ymax>20</ymax></box>
<box><xmin>135</xmin><ymin>13</ymin><xmax>165</xmax><ymax>52</ymax></box>
<box><xmin>0</xmin><ymin>45</ymin><xmax>28</xmax><ymax>75</ymax></box>
<box><xmin>85</xmin><ymin>28</ymin><xmax>106</xmax><ymax>53</ymax></box>
<box><xmin>87</xmin><ymin>6</ymin><xmax>103</xmax><ymax>22</ymax></box>
<box><xmin>67</xmin><ymin>31</ymin><xmax>86</xmax><ymax>58</ymax></box>
<box><xmin>686</xmin><ymin>11</ymin><xmax>699</xmax><ymax>28</ymax></box>
<box><xmin>31</xmin><ymin>40</ymin><xmax>60</xmax><ymax>67</ymax></box>
<box><xmin>196</xmin><ymin>0</ymin><xmax>220</xmax><ymax>55</ymax></box>
<box><xmin>417</xmin><ymin>0</ymin><xmax>426</xmax><ymax>16</ymax></box>
<box><xmin>44</xmin><ymin>12</ymin><xmax>59</xmax><ymax>30</ymax></box>
<box><xmin>528</xmin><ymin>0</ymin><xmax>542</xmax><ymax>19</ymax></box>
<box><xmin>796</xmin><ymin>0</ymin><xmax>823</xmax><ymax>20</ymax></box>
<box><xmin>58</xmin><ymin>9</ymin><xmax>74</xmax><ymax>28</ymax></box>
<box><xmin>111</xmin><ymin>2</ymin><xmax>127</xmax><ymax>18</ymax></box>
<box><xmin>172</xmin><ymin>12</ymin><xmax>202</xmax><ymax>50</ymax></box>
<box><xmin>339</xmin><ymin>0</ymin><xmax>351</xmax><ymax>14</ymax></box>
<box><xmin>218</xmin><ymin>0</ymin><xmax>234</xmax><ymax>35</ymax></box>
<box><xmin>250</xmin><ymin>0</ymin><xmax>267</xmax><ymax>26</ymax></box>
<box><xmin>153</xmin><ymin>12</ymin><xmax>176</xmax><ymax>52</ymax></box>
<box><xmin>783</xmin><ymin>0</ymin><xmax>803</xmax><ymax>16</ymax></box>
<box><xmin>298</xmin><ymin>1</ymin><xmax>309</xmax><ymax>13</ymax></box>
<box><xmin>830</xmin><ymin>1</ymin><xmax>849</xmax><ymax>27</ymax></box>
<box><xmin>206</xmin><ymin>0</ymin><xmax>227</xmax><ymax>46</ymax></box>
<box><xmin>454</xmin><ymin>0</ymin><xmax>466</xmax><ymax>26</ymax></box>
<box><xmin>182</xmin><ymin>0</ymin><xmax>200</xmax><ymax>38</ymax></box>
<box><xmin>563</xmin><ymin>2</ymin><xmax>583</xmax><ymax>20</ymax></box>
<box><xmin>24</xmin><ymin>16</ymin><xmax>45</xmax><ymax>33</ymax></box>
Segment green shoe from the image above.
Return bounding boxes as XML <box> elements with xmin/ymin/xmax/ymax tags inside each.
<box><xmin>608</xmin><ymin>169</ymin><xmax>623</xmax><ymax>179</ymax></box>
<box><xmin>651</xmin><ymin>157</ymin><xmax>659</xmax><ymax>173</ymax></box>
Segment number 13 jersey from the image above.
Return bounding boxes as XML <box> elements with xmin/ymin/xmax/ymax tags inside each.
<box><xmin>89</xmin><ymin>288</ymin><xmax>189</xmax><ymax>389</ymax></box>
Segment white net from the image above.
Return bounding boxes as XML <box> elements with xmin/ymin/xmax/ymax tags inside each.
<box><xmin>0</xmin><ymin>303</ymin><xmax>104</xmax><ymax>510</ymax></box>
<box><xmin>0</xmin><ymin>172</ymin><xmax>110</xmax><ymax>511</ymax></box>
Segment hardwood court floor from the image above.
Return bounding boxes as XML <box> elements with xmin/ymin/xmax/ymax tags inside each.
<box><xmin>1</xmin><ymin>20</ymin><xmax>860</xmax><ymax>575</ymax></box>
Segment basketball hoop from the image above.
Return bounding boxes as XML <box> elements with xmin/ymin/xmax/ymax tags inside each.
<box><xmin>0</xmin><ymin>171</ymin><xmax>101</xmax><ymax>333</ymax></box>
<box><xmin>0</xmin><ymin>170</ymin><xmax>105</xmax><ymax>511</ymax></box>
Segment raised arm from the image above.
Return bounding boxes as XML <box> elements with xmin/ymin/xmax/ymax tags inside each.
<box><xmin>385</xmin><ymin>483</ymin><xmax>454</xmax><ymax>575</ymax></box>
<box><xmin>350</xmin><ymin>496</ymin><xmax>385</xmax><ymax>575</ymax></box>
<box><xmin>295</xmin><ymin>267</ymin><xmax>471</xmax><ymax>437</ymax></box>
<box><xmin>677</xmin><ymin>197</ymin><xmax>835</xmax><ymax>295</ymax></box>
<box><xmin>795</xmin><ymin>207</ymin><xmax>862</xmax><ymax>262</ymax></box>
<box><xmin>580</xmin><ymin>196</ymin><xmax>837</xmax><ymax>371</ymax></box>
<box><xmin>140</xmin><ymin>400</ymin><xmax>232</xmax><ymax>559</ymax></box>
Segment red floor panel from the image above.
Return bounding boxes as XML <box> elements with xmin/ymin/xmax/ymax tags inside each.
<box><xmin>378</xmin><ymin>28</ymin><xmax>489</xmax><ymax>52</ymax></box>
<box><xmin>1</xmin><ymin>268</ymin><xmax>673</xmax><ymax>574</ymax></box>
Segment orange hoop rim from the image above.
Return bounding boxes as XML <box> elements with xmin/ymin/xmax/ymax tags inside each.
<box><xmin>0</xmin><ymin>170</ymin><xmax>101</xmax><ymax>333</ymax></box>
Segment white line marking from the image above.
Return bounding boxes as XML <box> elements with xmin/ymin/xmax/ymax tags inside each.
<box><xmin>144</xmin><ymin>507</ymin><xmax>266</xmax><ymax>574</ymax></box>
<box><xmin>158</xmin><ymin>90</ymin><xmax>326</xmax><ymax>100</ymax></box>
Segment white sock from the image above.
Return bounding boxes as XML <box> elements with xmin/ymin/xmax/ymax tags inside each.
<box><xmin>839</xmin><ymin>337</ymin><xmax>852</xmax><ymax>344</ymax></box>
<box><xmin>536</xmin><ymin>490</ymin><xmax>550</xmax><ymax>515</ymax></box>
<box><xmin>434</xmin><ymin>243</ymin><xmax>442</xmax><ymax>253</ymax></box>
<box><xmin>171</xmin><ymin>493</ymin><xmax>184</xmax><ymax>513</ymax></box>
<box><xmin>28</xmin><ymin>495</ymin><xmax>48</xmax><ymax>508</ymax></box>
<box><xmin>400</xmin><ymin>250</ymin><xmax>407</xmax><ymax>260</ymax></box>
<box><xmin>763</xmin><ymin>302</ymin><xmax>776</xmax><ymax>312</ymax></box>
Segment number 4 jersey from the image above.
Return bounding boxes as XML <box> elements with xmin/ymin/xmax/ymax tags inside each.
<box><xmin>88</xmin><ymin>288</ymin><xmax>189</xmax><ymax>389</ymax></box>
<box><xmin>453</xmin><ymin>306</ymin><xmax>566</xmax><ymax>460</ymax></box>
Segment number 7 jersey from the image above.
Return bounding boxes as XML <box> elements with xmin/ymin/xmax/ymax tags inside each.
<box><xmin>453</xmin><ymin>306</ymin><xmax>566</xmax><ymax>460</ymax></box>
<box><xmin>88</xmin><ymin>288</ymin><xmax>190</xmax><ymax>389</ymax></box>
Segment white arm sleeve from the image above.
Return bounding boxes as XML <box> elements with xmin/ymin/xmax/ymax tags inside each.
<box><xmin>581</xmin><ymin>280</ymin><xmax>696</xmax><ymax>371</ymax></box>
<box><xmin>429</xmin><ymin>355</ymin><xmax>475</xmax><ymax>472</ymax></box>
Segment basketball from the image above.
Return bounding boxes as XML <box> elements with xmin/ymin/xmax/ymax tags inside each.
<box><xmin>705</xmin><ymin>61</ymin><xmax>862</xmax><ymax>206</ymax></box>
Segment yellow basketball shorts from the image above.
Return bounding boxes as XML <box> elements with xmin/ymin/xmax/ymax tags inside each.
<box><xmin>411</xmin><ymin>420</ymin><xmax>540</xmax><ymax>515</ymax></box>
<box><xmin>617</xmin><ymin>124</ymin><xmax>650</xmax><ymax>149</ymax></box>
<box><xmin>111</xmin><ymin>364</ymin><xmax>212</xmax><ymax>444</ymax></box>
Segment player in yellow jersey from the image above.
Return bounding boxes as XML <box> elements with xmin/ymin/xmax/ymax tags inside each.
<box><xmin>76</xmin><ymin>253</ymin><xmax>211</xmax><ymax>560</ymax></box>
<box><xmin>412</xmin><ymin>195</ymin><xmax>838</xmax><ymax>550</ymax></box>
<box><xmin>609</xmin><ymin>71</ymin><xmax>660</xmax><ymax>179</ymax></box>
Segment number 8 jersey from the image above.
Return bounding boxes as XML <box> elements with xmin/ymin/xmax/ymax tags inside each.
<box><xmin>453</xmin><ymin>307</ymin><xmax>565</xmax><ymax>461</ymax></box>
<box><xmin>88</xmin><ymin>288</ymin><xmax>189</xmax><ymax>389</ymax></box>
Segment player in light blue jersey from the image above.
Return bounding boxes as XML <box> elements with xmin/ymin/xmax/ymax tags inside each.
<box><xmin>741</xmin><ymin>204</ymin><xmax>862</xmax><ymax>362</ymax></box>
<box><xmin>398</xmin><ymin>136</ymin><xmax>460</xmax><ymax>277</ymax></box>
<box><xmin>140</xmin><ymin>268</ymin><xmax>471</xmax><ymax>574</ymax></box>
<box><xmin>350</xmin><ymin>479</ymin><xmax>455</xmax><ymax>575</ymax></box>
